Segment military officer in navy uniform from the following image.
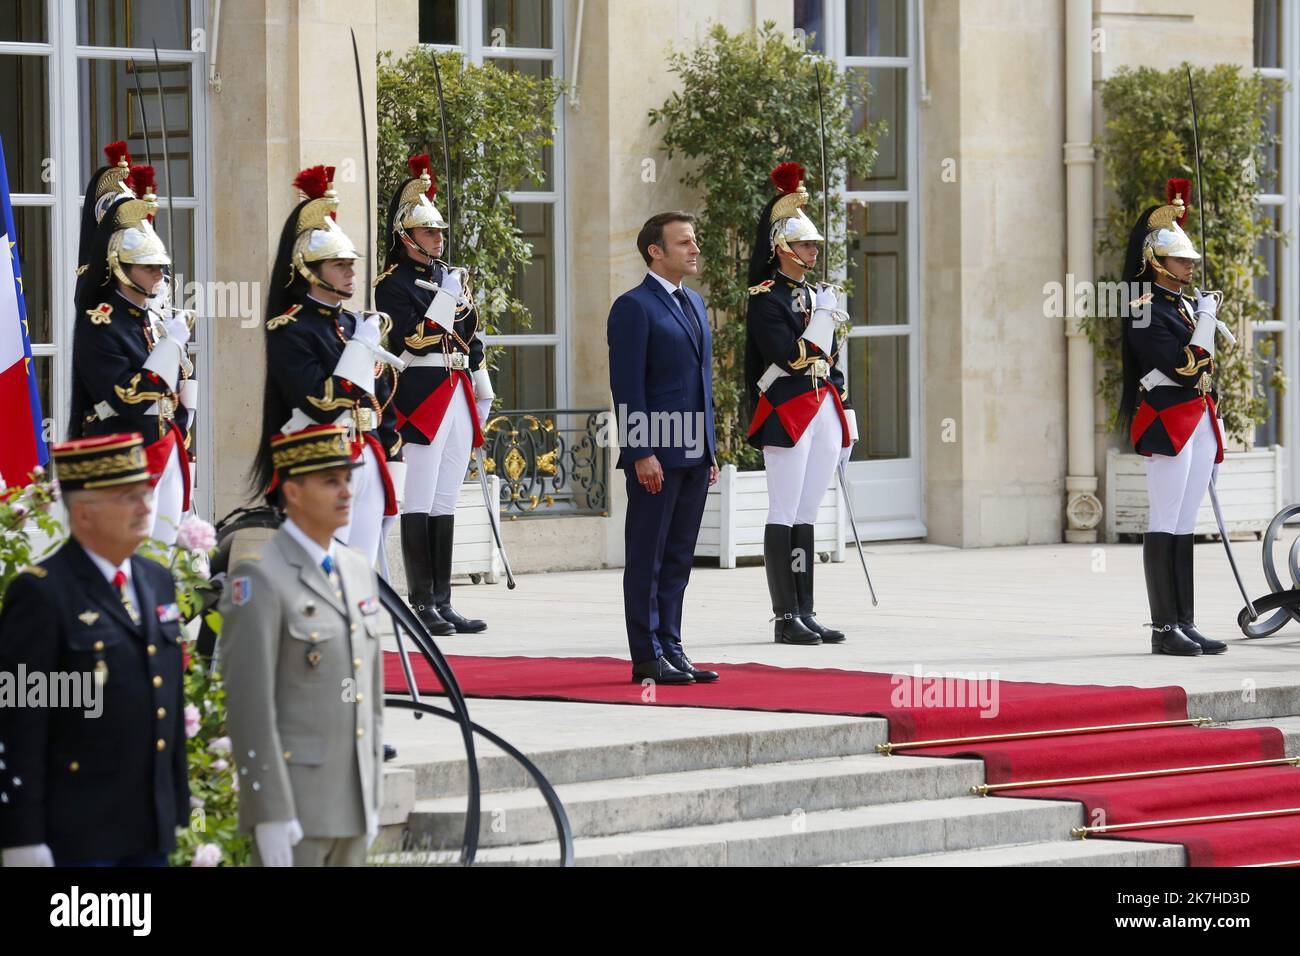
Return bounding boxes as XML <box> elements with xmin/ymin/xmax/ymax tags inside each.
<box><xmin>0</xmin><ymin>433</ymin><xmax>190</xmax><ymax>867</ymax></box>
<box><xmin>1119</xmin><ymin>180</ymin><xmax>1230</xmax><ymax>657</ymax></box>
<box><xmin>375</xmin><ymin>154</ymin><xmax>490</xmax><ymax>636</ymax></box>
<box><xmin>250</xmin><ymin>166</ymin><xmax>405</xmax><ymax>569</ymax></box>
<box><xmin>69</xmin><ymin>164</ymin><xmax>195</xmax><ymax>545</ymax></box>
<box><xmin>745</xmin><ymin>163</ymin><xmax>856</xmax><ymax>646</ymax></box>
<box><xmin>220</xmin><ymin>424</ymin><xmax>385</xmax><ymax>867</ymax></box>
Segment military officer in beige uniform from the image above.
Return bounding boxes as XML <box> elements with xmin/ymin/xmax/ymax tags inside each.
<box><xmin>219</xmin><ymin>423</ymin><xmax>384</xmax><ymax>867</ymax></box>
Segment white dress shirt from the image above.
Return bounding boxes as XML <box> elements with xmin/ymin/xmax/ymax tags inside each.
<box><xmin>281</xmin><ymin>517</ymin><xmax>339</xmax><ymax>575</ymax></box>
<box><xmin>82</xmin><ymin>545</ymin><xmax>139</xmax><ymax>614</ymax></box>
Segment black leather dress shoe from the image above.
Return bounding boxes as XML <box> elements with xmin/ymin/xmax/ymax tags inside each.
<box><xmin>413</xmin><ymin>603</ymin><xmax>455</xmax><ymax>637</ymax></box>
<box><xmin>438</xmin><ymin>604</ymin><xmax>487</xmax><ymax>634</ymax></box>
<box><xmin>1151</xmin><ymin>624</ymin><xmax>1202</xmax><ymax>656</ymax></box>
<box><xmin>664</xmin><ymin>652</ymin><xmax>719</xmax><ymax>682</ymax></box>
<box><xmin>383</xmin><ymin>744</ymin><xmax>397</xmax><ymax>762</ymax></box>
<box><xmin>1179</xmin><ymin>623</ymin><xmax>1227</xmax><ymax>655</ymax></box>
<box><xmin>800</xmin><ymin>614</ymin><xmax>846</xmax><ymax>644</ymax></box>
<box><xmin>630</xmin><ymin>657</ymin><xmax>695</xmax><ymax>685</ymax></box>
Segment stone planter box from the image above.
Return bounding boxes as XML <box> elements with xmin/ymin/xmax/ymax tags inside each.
<box><xmin>1104</xmin><ymin>446</ymin><xmax>1284</xmax><ymax>541</ymax></box>
<box><xmin>694</xmin><ymin>463</ymin><xmax>846</xmax><ymax>568</ymax></box>
<box><xmin>383</xmin><ymin>476</ymin><xmax>504</xmax><ymax>589</ymax></box>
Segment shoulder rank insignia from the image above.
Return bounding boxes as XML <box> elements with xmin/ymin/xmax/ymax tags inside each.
<box><xmin>78</xmin><ymin>610</ymin><xmax>100</xmax><ymax>626</ymax></box>
<box><xmin>372</xmin><ymin>263</ymin><xmax>398</xmax><ymax>288</ymax></box>
<box><xmin>19</xmin><ymin>565</ymin><xmax>48</xmax><ymax>578</ymax></box>
<box><xmin>748</xmin><ymin>280</ymin><xmax>775</xmax><ymax>296</ymax></box>
<box><xmin>86</xmin><ymin>303</ymin><xmax>114</xmax><ymax>325</ymax></box>
<box><xmin>266</xmin><ymin>304</ymin><xmax>302</xmax><ymax>331</ymax></box>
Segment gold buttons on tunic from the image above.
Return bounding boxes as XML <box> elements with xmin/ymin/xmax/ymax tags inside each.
<box><xmin>69</xmin><ymin>761</ymin><xmax>80</xmax><ymax>772</ymax></box>
<box><xmin>353</xmin><ymin>658</ymin><xmax>362</xmax><ymax>669</ymax></box>
<box><xmin>356</xmin><ymin>728</ymin><xmax>365</xmax><ymax>739</ymax></box>
<box><xmin>152</xmin><ymin>675</ymin><xmax>163</xmax><ymax>688</ymax></box>
<box><xmin>356</xmin><ymin>693</ymin><xmax>364</xmax><ymax>704</ymax></box>
<box><xmin>147</xmin><ymin>644</ymin><xmax>157</xmax><ymax>656</ymax></box>
<box><xmin>156</xmin><ymin>707</ymin><xmax>167</xmax><ymax>720</ymax></box>
<box><xmin>283</xmin><ymin>751</ymin><xmax>292</xmax><ymax>761</ymax></box>
<box><xmin>310</xmin><ymin>632</ymin><xmax>319</xmax><ymax>643</ymax></box>
<box><xmin>156</xmin><ymin>739</ymin><xmax>166</xmax><ymax>752</ymax></box>
<box><xmin>93</xmin><ymin>640</ymin><xmax>104</xmax><ymax>652</ymax></box>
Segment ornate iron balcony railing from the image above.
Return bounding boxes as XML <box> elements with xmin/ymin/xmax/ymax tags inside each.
<box><xmin>471</xmin><ymin>408</ymin><xmax>610</xmax><ymax>518</ymax></box>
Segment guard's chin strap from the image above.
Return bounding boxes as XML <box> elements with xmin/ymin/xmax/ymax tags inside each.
<box><xmin>298</xmin><ymin>263</ymin><xmax>349</xmax><ymax>298</ymax></box>
<box><xmin>772</xmin><ymin>240</ymin><xmax>815</xmax><ymax>272</ymax></box>
<box><xmin>398</xmin><ymin>226</ymin><xmax>439</xmax><ymax>264</ymax></box>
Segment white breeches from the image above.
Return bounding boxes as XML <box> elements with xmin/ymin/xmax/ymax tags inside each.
<box><xmin>339</xmin><ymin>444</ymin><xmax>386</xmax><ymax>566</ymax></box>
<box><xmin>1146</xmin><ymin>407</ymin><xmax>1216</xmax><ymax>535</ymax></box>
<box><xmin>762</xmin><ymin>397</ymin><xmax>844</xmax><ymax>526</ymax></box>
<box><xmin>403</xmin><ymin>379</ymin><xmax>474</xmax><ymax>517</ymax></box>
<box><xmin>149</xmin><ymin>443</ymin><xmax>185</xmax><ymax>545</ymax></box>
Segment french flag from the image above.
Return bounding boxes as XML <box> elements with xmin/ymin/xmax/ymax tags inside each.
<box><xmin>0</xmin><ymin>134</ymin><xmax>48</xmax><ymax>488</ymax></box>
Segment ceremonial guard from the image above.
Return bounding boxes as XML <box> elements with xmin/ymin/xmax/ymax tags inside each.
<box><xmin>69</xmin><ymin>164</ymin><xmax>194</xmax><ymax>545</ymax></box>
<box><xmin>251</xmin><ymin>166</ymin><xmax>404</xmax><ymax>567</ymax></box>
<box><xmin>745</xmin><ymin>163</ymin><xmax>856</xmax><ymax>646</ymax></box>
<box><xmin>0</xmin><ymin>434</ymin><xmax>189</xmax><ymax>866</ymax></box>
<box><xmin>220</xmin><ymin>424</ymin><xmax>385</xmax><ymax>867</ymax></box>
<box><xmin>374</xmin><ymin>154</ymin><xmax>491</xmax><ymax>635</ymax></box>
<box><xmin>1119</xmin><ymin>180</ymin><xmax>1229</xmax><ymax>657</ymax></box>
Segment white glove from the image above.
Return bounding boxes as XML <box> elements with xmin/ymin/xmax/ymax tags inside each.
<box><xmin>1194</xmin><ymin>290</ymin><xmax>1219</xmax><ymax>319</ymax></box>
<box><xmin>477</xmin><ymin>399</ymin><xmax>493</xmax><ymax>427</ymax></box>
<box><xmin>163</xmin><ymin>312</ymin><xmax>192</xmax><ymax>347</ymax></box>
<box><xmin>254</xmin><ymin>819</ymin><xmax>304</xmax><ymax>868</ymax></box>
<box><xmin>2</xmin><ymin>844</ymin><xmax>54</xmax><ymax>867</ymax></box>
<box><xmin>354</xmin><ymin>313</ymin><xmax>383</xmax><ymax>348</ymax></box>
<box><xmin>438</xmin><ymin>268</ymin><xmax>463</xmax><ymax>302</ymax></box>
<box><xmin>813</xmin><ymin>284</ymin><xmax>840</xmax><ymax>312</ymax></box>
<box><xmin>386</xmin><ymin>461</ymin><xmax>406</xmax><ymax>508</ymax></box>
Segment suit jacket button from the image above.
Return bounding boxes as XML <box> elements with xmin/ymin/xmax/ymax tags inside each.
<box><xmin>152</xmin><ymin>675</ymin><xmax>163</xmax><ymax>688</ymax></box>
<box><xmin>350</xmin><ymin>623</ymin><xmax>358</xmax><ymax>633</ymax></box>
<box><xmin>157</xmin><ymin>707</ymin><xmax>167</xmax><ymax>719</ymax></box>
<box><xmin>147</xmin><ymin>644</ymin><xmax>157</xmax><ymax>656</ymax></box>
<box><xmin>69</xmin><ymin>761</ymin><xmax>80</xmax><ymax>772</ymax></box>
<box><xmin>93</xmin><ymin>640</ymin><xmax>104</xmax><ymax>652</ymax></box>
<box><xmin>356</xmin><ymin>728</ymin><xmax>365</xmax><ymax>738</ymax></box>
<box><xmin>353</xmin><ymin>657</ymin><xmax>362</xmax><ymax>669</ymax></box>
<box><xmin>356</xmin><ymin>693</ymin><xmax>364</xmax><ymax>704</ymax></box>
<box><xmin>156</xmin><ymin>739</ymin><xmax>166</xmax><ymax>752</ymax></box>
<box><xmin>283</xmin><ymin>750</ymin><xmax>292</xmax><ymax>761</ymax></box>
<box><xmin>310</xmin><ymin>632</ymin><xmax>319</xmax><ymax>642</ymax></box>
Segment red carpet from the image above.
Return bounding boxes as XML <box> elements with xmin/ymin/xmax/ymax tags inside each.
<box><xmin>385</xmin><ymin>653</ymin><xmax>1300</xmax><ymax>866</ymax></box>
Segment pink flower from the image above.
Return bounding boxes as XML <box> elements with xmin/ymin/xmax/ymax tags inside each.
<box><xmin>11</xmin><ymin>503</ymin><xmax>28</xmax><ymax>520</ymax></box>
<box><xmin>176</xmin><ymin>515</ymin><xmax>217</xmax><ymax>552</ymax></box>
<box><xmin>191</xmin><ymin>844</ymin><xmax>221</xmax><ymax>867</ymax></box>
<box><xmin>30</xmin><ymin>465</ymin><xmax>44</xmax><ymax>480</ymax></box>
<box><xmin>231</xmin><ymin>774</ymin><xmax>240</xmax><ymax>793</ymax></box>
<box><xmin>211</xmin><ymin>758</ymin><xmax>229</xmax><ymax>773</ymax></box>
<box><xmin>207</xmin><ymin>736</ymin><xmax>231</xmax><ymax>755</ymax></box>
<box><xmin>184</xmin><ymin>704</ymin><xmax>201</xmax><ymax>738</ymax></box>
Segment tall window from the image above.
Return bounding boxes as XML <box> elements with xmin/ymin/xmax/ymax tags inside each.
<box><xmin>1</xmin><ymin>0</ymin><xmax>211</xmax><ymax>508</ymax></box>
<box><xmin>419</xmin><ymin>0</ymin><xmax>566</xmax><ymax>410</ymax></box>
<box><xmin>794</xmin><ymin>0</ymin><xmax>924</xmax><ymax>540</ymax></box>
<box><xmin>1254</xmin><ymin>0</ymin><xmax>1287</xmax><ymax>462</ymax></box>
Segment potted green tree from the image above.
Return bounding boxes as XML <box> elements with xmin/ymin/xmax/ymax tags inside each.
<box><xmin>1088</xmin><ymin>64</ymin><xmax>1287</xmax><ymax>540</ymax></box>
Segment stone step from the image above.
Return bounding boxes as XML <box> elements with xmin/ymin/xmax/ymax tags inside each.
<box><xmin>1221</xmin><ymin>715</ymin><xmax>1300</xmax><ymax>755</ymax></box>
<box><xmin>1188</xmin><ymin>685</ymin><xmax>1300</xmax><ymax>725</ymax></box>
<box><xmin>380</xmin><ymin>767</ymin><xmax>415</xmax><ymax>827</ymax></box>
<box><xmin>406</xmin><ymin>752</ymin><xmax>984</xmax><ymax>849</ymax></box>
<box><xmin>398</xmin><ymin>715</ymin><xmax>887</xmax><ymax>799</ymax></box>
<box><xmin>842</xmin><ymin>837</ymin><xmax>1184</xmax><ymax>867</ymax></box>
<box><xmin>378</xmin><ymin>795</ymin><xmax>1084</xmax><ymax>867</ymax></box>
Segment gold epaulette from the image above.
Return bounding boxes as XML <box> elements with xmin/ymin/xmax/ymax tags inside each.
<box><xmin>267</xmin><ymin>304</ymin><xmax>302</xmax><ymax>331</ymax></box>
<box><xmin>18</xmin><ymin>565</ymin><xmax>48</xmax><ymax>578</ymax></box>
<box><xmin>748</xmin><ymin>280</ymin><xmax>775</xmax><ymax>295</ymax></box>
<box><xmin>86</xmin><ymin>302</ymin><xmax>114</xmax><ymax>325</ymax></box>
<box><xmin>373</xmin><ymin>263</ymin><xmax>398</xmax><ymax>288</ymax></box>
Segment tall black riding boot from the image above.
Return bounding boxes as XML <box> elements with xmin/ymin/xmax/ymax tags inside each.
<box><xmin>1144</xmin><ymin>532</ymin><xmax>1201</xmax><ymax>656</ymax></box>
<box><xmin>792</xmin><ymin>523</ymin><xmax>845</xmax><ymax>643</ymax></box>
<box><xmin>430</xmin><ymin>514</ymin><xmax>487</xmax><ymax>633</ymax></box>
<box><xmin>1173</xmin><ymin>533</ymin><xmax>1227</xmax><ymax>655</ymax></box>
<box><xmin>400</xmin><ymin>513</ymin><xmax>454</xmax><ymax>636</ymax></box>
<box><xmin>765</xmin><ymin>523</ymin><xmax>820</xmax><ymax>645</ymax></box>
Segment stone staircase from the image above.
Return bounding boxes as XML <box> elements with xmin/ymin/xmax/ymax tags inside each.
<box><xmin>370</xmin><ymin>706</ymin><xmax>1300</xmax><ymax>867</ymax></box>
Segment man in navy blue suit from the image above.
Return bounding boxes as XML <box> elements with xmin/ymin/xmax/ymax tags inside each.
<box><xmin>608</xmin><ymin>212</ymin><xmax>719</xmax><ymax>685</ymax></box>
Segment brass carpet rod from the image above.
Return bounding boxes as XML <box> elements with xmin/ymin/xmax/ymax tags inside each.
<box><xmin>876</xmin><ymin>717</ymin><xmax>1213</xmax><ymax>755</ymax></box>
<box><xmin>972</xmin><ymin>757</ymin><xmax>1300</xmax><ymax>796</ymax></box>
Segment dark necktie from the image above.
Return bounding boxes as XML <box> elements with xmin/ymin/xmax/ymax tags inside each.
<box><xmin>672</xmin><ymin>289</ymin><xmax>702</xmax><ymax>350</ymax></box>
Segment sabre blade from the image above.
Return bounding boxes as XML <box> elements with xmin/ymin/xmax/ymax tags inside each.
<box><xmin>836</xmin><ymin>461</ymin><xmax>878</xmax><ymax>606</ymax></box>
